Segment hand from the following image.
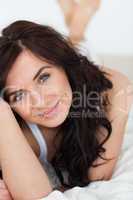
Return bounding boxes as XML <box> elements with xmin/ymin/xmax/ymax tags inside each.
<box><xmin>0</xmin><ymin>179</ymin><xmax>13</xmax><ymax>200</ymax></box>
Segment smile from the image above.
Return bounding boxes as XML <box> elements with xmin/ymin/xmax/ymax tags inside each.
<box><xmin>36</xmin><ymin>100</ymin><xmax>60</xmax><ymax>118</ymax></box>
<box><xmin>44</xmin><ymin>100</ymin><xmax>60</xmax><ymax>114</ymax></box>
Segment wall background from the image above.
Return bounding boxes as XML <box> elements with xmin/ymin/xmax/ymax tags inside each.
<box><xmin>0</xmin><ymin>0</ymin><xmax>133</xmax><ymax>80</ymax></box>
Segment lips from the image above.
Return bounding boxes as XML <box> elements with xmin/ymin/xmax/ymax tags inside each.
<box><xmin>44</xmin><ymin>100</ymin><xmax>59</xmax><ymax>115</ymax></box>
<box><xmin>34</xmin><ymin>100</ymin><xmax>60</xmax><ymax>117</ymax></box>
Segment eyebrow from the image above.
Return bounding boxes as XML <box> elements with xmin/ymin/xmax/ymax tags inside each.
<box><xmin>6</xmin><ymin>65</ymin><xmax>51</xmax><ymax>100</ymax></box>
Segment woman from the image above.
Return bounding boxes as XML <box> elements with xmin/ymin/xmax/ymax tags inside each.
<box><xmin>0</xmin><ymin>20</ymin><xmax>132</xmax><ymax>199</ymax></box>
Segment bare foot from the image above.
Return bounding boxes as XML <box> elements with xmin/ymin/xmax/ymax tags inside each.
<box><xmin>58</xmin><ymin>0</ymin><xmax>76</xmax><ymax>27</ymax></box>
<box><xmin>58</xmin><ymin>0</ymin><xmax>101</xmax><ymax>44</ymax></box>
<box><xmin>79</xmin><ymin>0</ymin><xmax>101</xmax><ymax>11</ymax></box>
<box><xmin>69</xmin><ymin>0</ymin><xmax>101</xmax><ymax>43</ymax></box>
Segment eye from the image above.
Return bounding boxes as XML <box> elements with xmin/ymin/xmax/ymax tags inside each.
<box><xmin>37</xmin><ymin>73</ymin><xmax>50</xmax><ymax>84</ymax></box>
<box><xmin>11</xmin><ymin>91</ymin><xmax>26</xmax><ymax>103</ymax></box>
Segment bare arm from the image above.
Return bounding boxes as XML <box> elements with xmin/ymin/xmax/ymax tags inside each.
<box><xmin>88</xmin><ymin>67</ymin><xmax>133</xmax><ymax>181</ymax></box>
<box><xmin>0</xmin><ymin>100</ymin><xmax>52</xmax><ymax>200</ymax></box>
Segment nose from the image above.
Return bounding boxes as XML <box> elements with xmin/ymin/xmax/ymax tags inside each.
<box><xmin>30</xmin><ymin>89</ymin><xmax>45</xmax><ymax>109</ymax></box>
<box><xmin>27</xmin><ymin>85</ymin><xmax>59</xmax><ymax>111</ymax></box>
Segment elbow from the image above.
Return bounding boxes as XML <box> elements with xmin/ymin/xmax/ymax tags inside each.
<box><xmin>89</xmin><ymin>168</ymin><xmax>114</xmax><ymax>182</ymax></box>
<box><xmin>103</xmin><ymin>175</ymin><xmax>112</xmax><ymax>181</ymax></box>
<box><xmin>102</xmin><ymin>171</ymin><xmax>114</xmax><ymax>181</ymax></box>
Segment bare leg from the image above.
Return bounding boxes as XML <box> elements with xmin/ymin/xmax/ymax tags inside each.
<box><xmin>69</xmin><ymin>0</ymin><xmax>101</xmax><ymax>44</ymax></box>
<box><xmin>58</xmin><ymin>0</ymin><xmax>101</xmax><ymax>44</ymax></box>
<box><xmin>58</xmin><ymin>0</ymin><xmax>76</xmax><ymax>27</ymax></box>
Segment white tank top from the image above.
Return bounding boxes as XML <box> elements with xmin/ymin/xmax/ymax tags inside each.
<box><xmin>26</xmin><ymin>122</ymin><xmax>63</xmax><ymax>189</ymax></box>
<box><xmin>26</xmin><ymin>123</ymin><xmax>48</xmax><ymax>163</ymax></box>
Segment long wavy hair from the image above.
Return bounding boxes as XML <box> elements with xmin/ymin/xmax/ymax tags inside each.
<box><xmin>0</xmin><ymin>20</ymin><xmax>113</xmax><ymax>189</ymax></box>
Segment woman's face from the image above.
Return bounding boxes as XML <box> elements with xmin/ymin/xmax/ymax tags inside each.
<box><xmin>5</xmin><ymin>49</ymin><xmax>73</xmax><ymax>128</ymax></box>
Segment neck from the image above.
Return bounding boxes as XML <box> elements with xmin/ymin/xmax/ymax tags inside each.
<box><xmin>38</xmin><ymin>125</ymin><xmax>60</xmax><ymax>141</ymax></box>
<box><xmin>38</xmin><ymin>125</ymin><xmax>62</xmax><ymax>162</ymax></box>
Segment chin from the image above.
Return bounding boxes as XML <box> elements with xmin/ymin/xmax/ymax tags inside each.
<box><xmin>39</xmin><ymin>102</ymin><xmax>71</xmax><ymax>128</ymax></box>
<box><xmin>32</xmin><ymin>96</ymin><xmax>72</xmax><ymax>128</ymax></box>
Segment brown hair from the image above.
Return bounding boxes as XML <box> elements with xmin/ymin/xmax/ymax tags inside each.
<box><xmin>0</xmin><ymin>20</ymin><xmax>113</xmax><ymax>189</ymax></box>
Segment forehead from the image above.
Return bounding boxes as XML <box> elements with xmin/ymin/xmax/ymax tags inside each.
<box><xmin>6</xmin><ymin>49</ymin><xmax>49</xmax><ymax>88</ymax></box>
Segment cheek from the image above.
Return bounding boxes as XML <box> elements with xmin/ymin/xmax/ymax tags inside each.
<box><xmin>44</xmin><ymin>72</ymin><xmax>72</xmax><ymax>100</ymax></box>
<box><xmin>12</xmin><ymin>103</ymin><xmax>31</xmax><ymax>121</ymax></box>
<box><xmin>61</xmin><ymin>86</ymin><xmax>73</xmax><ymax>109</ymax></box>
<box><xmin>57</xmin><ymin>78</ymin><xmax>73</xmax><ymax>107</ymax></box>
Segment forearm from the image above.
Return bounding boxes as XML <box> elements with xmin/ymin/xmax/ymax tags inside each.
<box><xmin>0</xmin><ymin>111</ymin><xmax>52</xmax><ymax>199</ymax></box>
